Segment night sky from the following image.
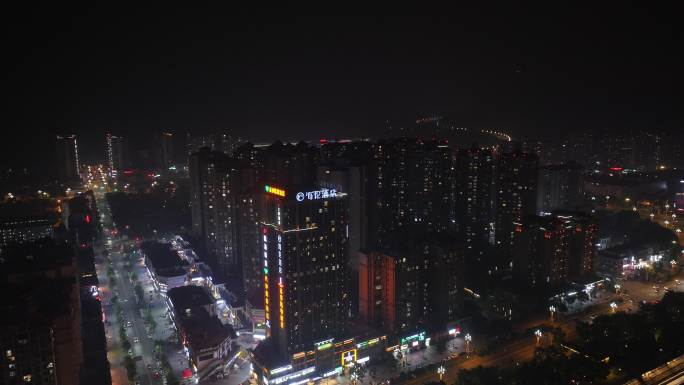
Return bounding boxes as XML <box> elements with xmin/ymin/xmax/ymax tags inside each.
<box><xmin>3</xmin><ymin>5</ymin><xmax>682</xmax><ymax>167</ymax></box>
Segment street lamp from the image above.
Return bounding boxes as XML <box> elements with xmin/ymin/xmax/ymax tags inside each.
<box><xmin>437</xmin><ymin>366</ymin><xmax>445</xmax><ymax>382</ymax></box>
<box><xmin>535</xmin><ymin>329</ymin><xmax>543</xmax><ymax>345</ymax></box>
<box><xmin>464</xmin><ymin>333</ymin><xmax>472</xmax><ymax>356</ymax></box>
<box><xmin>610</xmin><ymin>302</ymin><xmax>617</xmax><ymax>312</ymax></box>
<box><xmin>549</xmin><ymin>305</ymin><xmax>556</xmax><ymax>322</ymax></box>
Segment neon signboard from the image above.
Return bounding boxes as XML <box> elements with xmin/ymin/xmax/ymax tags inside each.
<box><xmin>263</xmin><ymin>229</ymin><xmax>270</xmax><ymax>326</ymax></box>
<box><xmin>265</xmin><ymin>185</ymin><xmax>286</xmax><ymax>197</ymax></box>
<box><xmin>341</xmin><ymin>349</ymin><xmax>357</xmax><ymax>367</ymax></box>
<box><xmin>400</xmin><ymin>331</ymin><xmax>426</xmax><ymax>345</ymax></box>
<box><xmin>295</xmin><ymin>188</ymin><xmax>338</xmax><ymax>202</ymax></box>
<box><xmin>277</xmin><ymin>234</ymin><xmax>284</xmax><ymax>328</ymax></box>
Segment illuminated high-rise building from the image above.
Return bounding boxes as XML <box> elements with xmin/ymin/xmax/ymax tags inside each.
<box><xmin>536</xmin><ymin>161</ymin><xmax>584</xmax><ymax>213</ymax></box>
<box><xmin>358</xmin><ymin>228</ymin><xmax>463</xmax><ymax>334</ymax></box>
<box><xmin>512</xmin><ymin>215</ymin><xmax>568</xmax><ymax>288</ymax></box>
<box><xmin>513</xmin><ymin>211</ymin><xmax>596</xmax><ymax>288</ymax></box>
<box><xmin>495</xmin><ymin>151</ymin><xmax>538</xmax><ymax>260</ymax></box>
<box><xmin>55</xmin><ymin>134</ymin><xmax>80</xmax><ymax>182</ymax></box>
<box><xmin>188</xmin><ymin>148</ymin><xmax>238</xmax><ymax>276</ymax></box>
<box><xmin>259</xmin><ymin>184</ymin><xmax>350</xmax><ymax>356</ymax></box>
<box><xmin>105</xmin><ymin>133</ymin><xmax>126</xmax><ymax>176</ymax></box>
<box><xmin>161</xmin><ymin>131</ymin><xmax>174</xmax><ymax>169</ymax></box>
<box><xmin>455</xmin><ymin>146</ymin><xmax>497</xmax><ymax>255</ymax></box>
<box><xmin>554</xmin><ymin>211</ymin><xmax>596</xmax><ymax>280</ymax></box>
<box><xmin>369</xmin><ymin>138</ymin><xmax>455</xmax><ymax>248</ymax></box>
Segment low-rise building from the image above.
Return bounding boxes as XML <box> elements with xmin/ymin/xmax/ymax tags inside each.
<box><xmin>140</xmin><ymin>241</ymin><xmax>189</xmax><ymax>293</ymax></box>
<box><xmin>251</xmin><ymin>333</ymin><xmax>388</xmax><ymax>385</ymax></box>
<box><xmin>594</xmin><ymin>244</ymin><xmax>664</xmax><ymax>280</ymax></box>
<box><xmin>168</xmin><ymin>285</ymin><xmax>235</xmax><ymax>377</ymax></box>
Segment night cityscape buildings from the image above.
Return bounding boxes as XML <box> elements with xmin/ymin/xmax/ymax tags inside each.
<box><xmin>55</xmin><ymin>134</ymin><xmax>80</xmax><ymax>184</ymax></box>
<box><xmin>2</xmin><ymin>8</ymin><xmax>684</xmax><ymax>385</ymax></box>
<box><xmin>105</xmin><ymin>133</ymin><xmax>126</xmax><ymax>176</ymax></box>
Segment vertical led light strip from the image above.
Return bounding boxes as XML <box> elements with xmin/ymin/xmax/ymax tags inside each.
<box><xmin>277</xmin><ymin>234</ymin><xmax>284</xmax><ymax>328</ymax></box>
<box><xmin>263</xmin><ymin>227</ymin><xmax>270</xmax><ymax>328</ymax></box>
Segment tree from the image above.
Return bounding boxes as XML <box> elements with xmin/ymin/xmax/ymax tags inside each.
<box><xmin>146</xmin><ymin>309</ymin><xmax>157</xmax><ymax>332</ymax></box>
<box><xmin>124</xmin><ymin>356</ymin><xmax>137</xmax><ymax>381</ymax></box>
<box><xmin>121</xmin><ymin>338</ymin><xmax>131</xmax><ymax>352</ymax></box>
<box><xmin>123</xmin><ymin>357</ymin><xmax>135</xmax><ymax>377</ymax></box>
<box><xmin>433</xmin><ymin>337</ymin><xmax>449</xmax><ymax>354</ymax></box>
<box><xmin>350</xmin><ymin>363</ymin><xmax>367</xmax><ymax>382</ymax></box>
<box><xmin>134</xmin><ymin>284</ymin><xmax>145</xmax><ymax>304</ymax></box>
<box><xmin>166</xmin><ymin>372</ymin><xmax>180</xmax><ymax>385</ymax></box>
<box><xmin>455</xmin><ymin>366</ymin><xmax>503</xmax><ymax>385</ymax></box>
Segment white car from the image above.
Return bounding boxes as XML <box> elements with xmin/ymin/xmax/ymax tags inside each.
<box><xmin>133</xmin><ymin>337</ymin><xmax>139</xmax><ymax>343</ymax></box>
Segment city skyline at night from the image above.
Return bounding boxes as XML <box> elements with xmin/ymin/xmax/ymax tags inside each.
<box><xmin>1</xmin><ymin>6</ymin><xmax>684</xmax><ymax>385</ymax></box>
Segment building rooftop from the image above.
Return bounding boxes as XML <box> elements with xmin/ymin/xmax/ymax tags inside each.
<box><xmin>252</xmin><ymin>339</ymin><xmax>289</xmax><ymax>369</ymax></box>
<box><xmin>141</xmin><ymin>241</ymin><xmax>188</xmax><ymax>270</ymax></box>
<box><xmin>0</xmin><ymin>238</ymin><xmax>75</xmax><ymax>280</ymax></box>
<box><xmin>0</xmin><ymin>199</ymin><xmax>60</xmax><ymax>224</ymax></box>
<box><xmin>0</xmin><ymin>278</ymin><xmax>78</xmax><ymax>328</ymax></box>
<box><xmin>168</xmin><ymin>285</ymin><xmax>214</xmax><ymax>312</ymax></box>
<box><xmin>179</xmin><ymin>306</ymin><xmax>236</xmax><ymax>351</ymax></box>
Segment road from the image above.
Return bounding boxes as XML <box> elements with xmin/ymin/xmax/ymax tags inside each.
<box><xmin>96</xmin><ymin>191</ymin><xmax>165</xmax><ymax>385</ymax></box>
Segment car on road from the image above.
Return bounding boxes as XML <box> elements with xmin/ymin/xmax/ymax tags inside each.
<box><xmin>133</xmin><ymin>337</ymin><xmax>139</xmax><ymax>343</ymax></box>
<box><xmin>128</xmin><ymin>349</ymin><xmax>133</xmax><ymax>356</ymax></box>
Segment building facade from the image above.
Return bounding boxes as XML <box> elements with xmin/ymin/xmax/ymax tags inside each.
<box><xmin>495</xmin><ymin>152</ymin><xmax>538</xmax><ymax>259</ymax></box>
<box><xmin>537</xmin><ymin>162</ymin><xmax>584</xmax><ymax>213</ymax></box>
<box><xmin>260</xmin><ymin>185</ymin><xmax>350</xmax><ymax>357</ymax></box>
<box><xmin>56</xmin><ymin>134</ymin><xmax>80</xmax><ymax>182</ymax></box>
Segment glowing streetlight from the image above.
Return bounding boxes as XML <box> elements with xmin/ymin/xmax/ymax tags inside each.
<box><xmin>610</xmin><ymin>302</ymin><xmax>618</xmax><ymax>312</ymax></box>
<box><xmin>535</xmin><ymin>329</ymin><xmax>543</xmax><ymax>345</ymax></box>
<box><xmin>437</xmin><ymin>366</ymin><xmax>445</xmax><ymax>381</ymax></box>
<box><xmin>549</xmin><ymin>305</ymin><xmax>556</xmax><ymax>322</ymax></box>
<box><xmin>464</xmin><ymin>333</ymin><xmax>472</xmax><ymax>356</ymax></box>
